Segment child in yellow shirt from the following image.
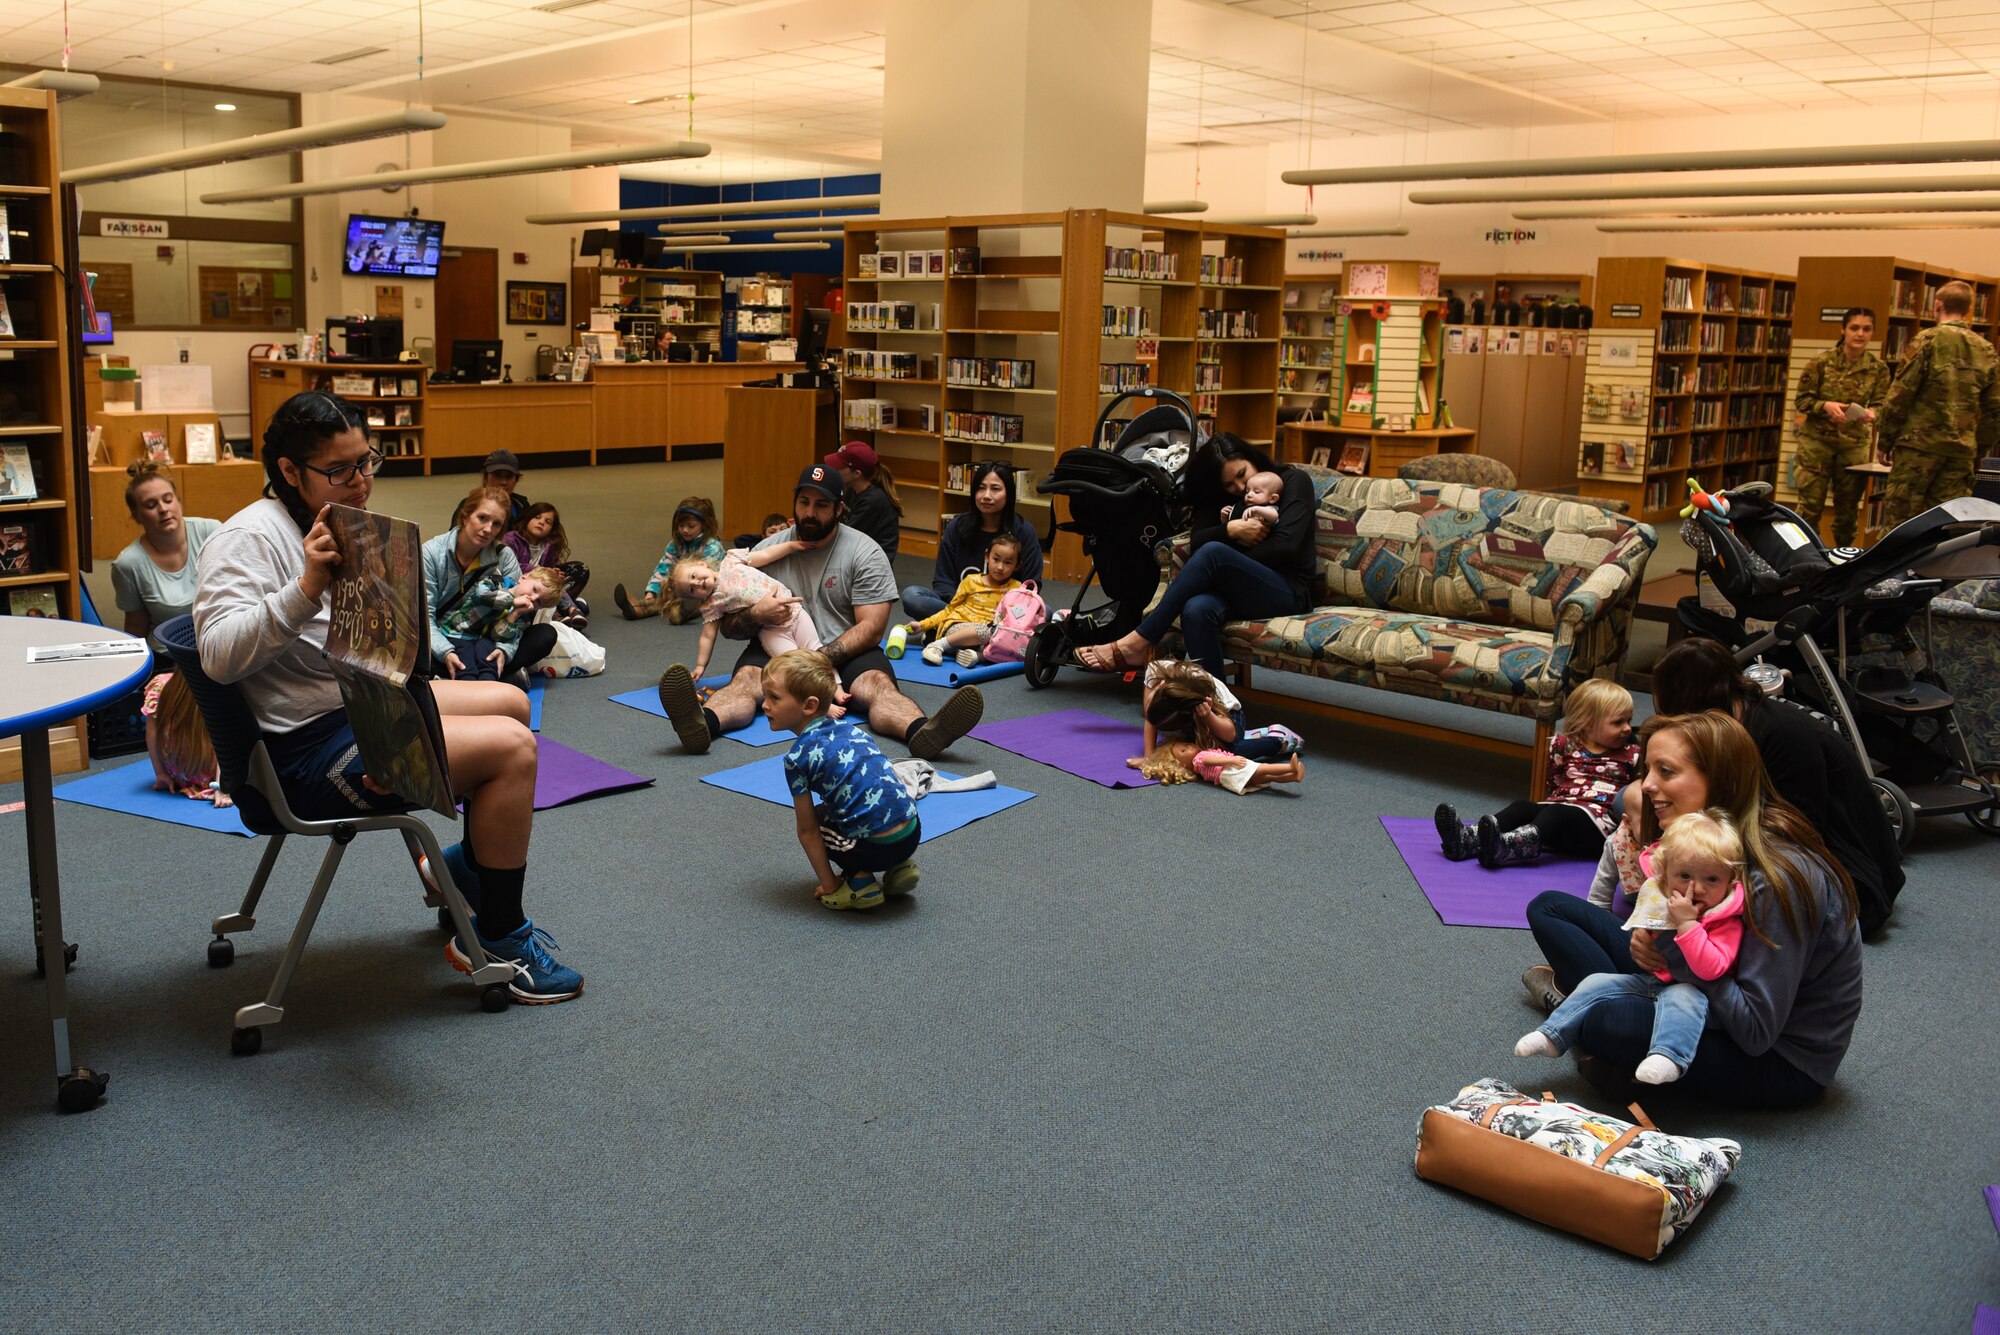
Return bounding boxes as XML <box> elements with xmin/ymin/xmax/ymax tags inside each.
<box><xmin>891</xmin><ymin>533</ymin><xmax>1023</xmax><ymax>667</ymax></box>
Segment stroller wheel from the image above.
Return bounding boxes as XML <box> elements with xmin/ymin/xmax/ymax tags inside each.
<box><xmin>1023</xmin><ymin>627</ymin><xmax>1060</xmax><ymax>689</ymax></box>
<box><xmin>1871</xmin><ymin>777</ymin><xmax>1916</xmax><ymax>851</ymax></box>
<box><xmin>1968</xmin><ymin>762</ymin><xmax>2000</xmax><ymax>837</ymax></box>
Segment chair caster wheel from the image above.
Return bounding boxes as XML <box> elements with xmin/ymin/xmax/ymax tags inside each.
<box><xmin>207</xmin><ymin>937</ymin><xmax>235</xmax><ymax>968</ymax></box>
<box><xmin>480</xmin><ymin>983</ymin><xmax>512</xmax><ymax>1013</ymax></box>
<box><xmin>56</xmin><ymin>1068</ymin><xmax>108</xmax><ymax>1113</ymax></box>
<box><xmin>231</xmin><ymin>1026</ymin><xmax>263</xmax><ymax>1056</ymax></box>
<box><xmin>438</xmin><ymin>905</ymin><xmax>456</xmax><ymax>933</ymax></box>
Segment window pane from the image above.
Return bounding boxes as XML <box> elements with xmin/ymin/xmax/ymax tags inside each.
<box><xmin>78</xmin><ymin>237</ymin><xmax>296</xmax><ymax>330</ymax></box>
<box><xmin>65</xmin><ymin>83</ymin><xmax>295</xmax><ymax>223</ymax></box>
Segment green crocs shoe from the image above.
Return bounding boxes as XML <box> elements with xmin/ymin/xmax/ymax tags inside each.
<box><xmin>818</xmin><ymin>878</ymin><xmax>885</xmax><ymax>911</ymax></box>
<box><xmin>882</xmin><ymin>858</ymin><xmax>920</xmax><ymax>898</ymax></box>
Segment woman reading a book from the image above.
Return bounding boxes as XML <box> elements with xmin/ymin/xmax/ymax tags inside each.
<box><xmin>112</xmin><ymin>459</ymin><xmax>222</xmax><ymax>638</ymax></box>
<box><xmin>194</xmin><ymin>391</ymin><xmax>583</xmax><ymax>1005</ymax></box>
<box><xmin>1076</xmin><ymin>434</ymin><xmax>1315</xmax><ymax>678</ymax></box>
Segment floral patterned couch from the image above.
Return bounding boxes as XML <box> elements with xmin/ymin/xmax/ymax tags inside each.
<box><xmin>1935</xmin><ymin>577</ymin><xmax>2000</xmax><ymax>762</ymax></box>
<box><xmin>1180</xmin><ymin>467</ymin><xmax>1656</xmax><ymax>782</ymax></box>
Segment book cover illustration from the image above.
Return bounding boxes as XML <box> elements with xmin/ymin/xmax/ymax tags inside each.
<box><xmin>0</xmin><ymin>284</ymin><xmax>13</xmax><ymax>338</ymax></box>
<box><xmin>142</xmin><ymin>430</ymin><xmax>170</xmax><ymax>461</ymax></box>
<box><xmin>184</xmin><ymin>422</ymin><xmax>218</xmax><ymax>464</ymax></box>
<box><xmin>1336</xmin><ymin>441</ymin><xmax>1370</xmax><ymax>475</ymax></box>
<box><xmin>0</xmin><ymin>521</ymin><xmax>36</xmax><ymax>575</ymax></box>
<box><xmin>8</xmin><ymin>586</ymin><xmax>57</xmax><ymax>617</ymax></box>
<box><xmin>323</xmin><ymin>505</ymin><xmax>455</xmax><ymax>816</ymax></box>
<box><xmin>0</xmin><ymin>443</ymin><xmax>38</xmax><ymax>501</ymax></box>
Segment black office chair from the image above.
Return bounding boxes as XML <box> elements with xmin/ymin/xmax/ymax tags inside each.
<box><xmin>154</xmin><ymin>616</ymin><xmax>517</xmax><ymax>1055</ymax></box>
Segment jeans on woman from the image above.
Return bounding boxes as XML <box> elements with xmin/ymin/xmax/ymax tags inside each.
<box><xmin>1524</xmin><ymin>891</ymin><xmax>1826</xmax><ymax>1109</ymax></box>
<box><xmin>1539</xmin><ymin>973</ymin><xmax>1708</xmax><ymax>1072</ymax></box>
<box><xmin>447</xmin><ymin>623</ymin><xmax>556</xmax><ymax>682</ymax></box>
<box><xmin>1135</xmin><ymin>542</ymin><xmax>1307</xmax><ymax>677</ymax></box>
<box><xmin>901</xmin><ymin>585</ymin><xmax>948</xmax><ymax>621</ymax></box>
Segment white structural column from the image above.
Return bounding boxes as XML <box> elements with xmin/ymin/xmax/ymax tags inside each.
<box><xmin>879</xmin><ymin>0</ymin><xmax>1151</xmax><ymax>217</ymax></box>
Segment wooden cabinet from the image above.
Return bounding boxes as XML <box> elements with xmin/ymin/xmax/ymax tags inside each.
<box><xmin>249</xmin><ymin>358</ymin><xmax>427</xmax><ymax>471</ymax></box>
<box><xmin>722</xmin><ymin>387</ymin><xmax>838</xmax><ymax>540</ymax></box>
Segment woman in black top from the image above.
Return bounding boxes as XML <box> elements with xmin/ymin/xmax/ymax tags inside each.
<box><xmin>902</xmin><ymin>462</ymin><xmax>1044</xmax><ymax>619</ymax></box>
<box><xmin>1077</xmin><ymin>434</ymin><xmax>1316</xmax><ymax>677</ymax></box>
<box><xmin>826</xmin><ymin>440</ymin><xmax>903</xmax><ymax>563</ymax></box>
<box><xmin>1651</xmin><ymin>636</ymin><xmax>1904</xmax><ymax>938</ymax></box>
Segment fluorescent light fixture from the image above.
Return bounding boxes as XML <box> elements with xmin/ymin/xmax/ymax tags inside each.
<box><xmin>3</xmin><ymin>70</ymin><xmax>101</xmax><ymax>100</ymax></box>
<box><xmin>65</xmin><ymin>108</ymin><xmax>447</xmax><ymax>186</ymax></box>
<box><xmin>201</xmin><ymin>138</ymin><xmax>710</xmax><ymax>203</ymax></box>
<box><xmin>1288</xmin><ymin>226</ymin><xmax>1410</xmax><ymax>238</ymax></box>
<box><xmin>655</xmin><ymin>215</ymin><xmax>875</xmax><ymax>233</ymax></box>
<box><xmin>529</xmin><ymin>194</ymin><xmax>881</xmax><ymax>225</ymax></box>
<box><xmin>1204</xmin><ymin>212</ymin><xmax>1316</xmax><ymax>226</ymax></box>
<box><xmin>654</xmin><ymin>233</ymin><xmax>729</xmax><ymax>245</ymax></box>
<box><xmin>772</xmin><ymin>230</ymin><xmax>843</xmax><ymax>240</ymax></box>
<box><xmin>312</xmin><ymin>47</ymin><xmax>388</xmax><ymax>67</ymax></box>
<box><xmin>1284</xmin><ymin>138</ymin><xmax>2000</xmax><ymax>186</ymax></box>
<box><xmin>1145</xmin><ymin>200</ymin><xmax>1209</xmax><ymax>214</ymax></box>
<box><xmin>214</xmin><ymin>103</ymin><xmax>236</xmax><ymax>112</ymax></box>
<box><xmin>1822</xmin><ymin>70</ymin><xmax>1986</xmax><ymax>86</ymax></box>
<box><xmin>1517</xmin><ymin>196</ymin><xmax>2000</xmax><ymax>220</ymax></box>
<box><xmin>1409</xmin><ymin>175</ymin><xmax>2000</xmax><ymax>204</ymax></box>
<box><xmin>662</xmin><ymin>242</ymin><xmax>833</xmax><ymax>252</ymax></box>
<box><xmin>1598</xmin><ymin>215</ymin><xmax>2000</xmax><ymax>232</ymax></box>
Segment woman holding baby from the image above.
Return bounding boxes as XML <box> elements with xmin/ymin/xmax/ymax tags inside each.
<box><xmin>1076</xmin><ymin>433</ymin><xmax>1316</xmax><ymax>677</ymax></box>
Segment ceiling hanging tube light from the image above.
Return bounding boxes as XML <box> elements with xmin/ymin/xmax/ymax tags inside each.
<box><xmin>1409</xmin><ymin>174</ymin><xmax>2000</xmax><ymax>205</ymax></box>
<box><xmin>200</xmin><ymin>138</ymin><xmax>710</xmax><ymax>203</ymax></box>
<box><xmin>529</xmin><ymin>194</ymin><xmax>882</xmax><ymax>225</ymax></box>
<box><xmin>665</xmin><ymin>241</ymin><xmax>833</xmax><ymax>252</ymax></box>
<box><xmin>654</xmin><ymin>215</ymin><xmax>876</xmax><ymax>233</ymax></box>
<box><xmin>1287</xmin><ymin>225</ymin><xmax>1410</xmax><ymax>237</ymax></box>
<box><xmin>771</xmin><ymin>231</ymin><xmax>843</xmax><ymax>241</ymax></box>
<box><xmin>1597</xmin><ymin>215</ymin><xmax>2000</xmax><ymax>232</ymax></box>
<box><xmin>1518</xmin><ymin>195</ymin><xmax>2000</xmax><ymax>220</ymax></box>
<box><xmin>3</xmin><ymin>70</ymin><xmax>99</xmax><ymax>100</ymax></box>
<box><xmin>65</xmin><ymin>108</ymin><xmax>447</xmax><ymax>186</ymax></box>
<box><xmin>1285</xmin><ymin>138</ymin><xmax>2000</xmax><ymax>186</ymax></box>
<box><xmin>1144</xmin><ymin>200</ymin><xmax>1209</xmax><ymax>214</ymax></box>
<box><xmin>1205</xmin><ymin>213</ymin><xmax>1317</xmax><ymax>226</ymax></box>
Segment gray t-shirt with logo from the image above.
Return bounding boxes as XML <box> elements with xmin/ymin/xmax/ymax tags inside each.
<box><xmin>751</xmin><ymin>523</ymin><xmax>897</xmax><ymax>642</ymax></box>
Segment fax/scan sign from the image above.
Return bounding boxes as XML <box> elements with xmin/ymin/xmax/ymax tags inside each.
<box><xmin>100</xmin><ymin>217</ymin><xmax>169</xmax><ymax>239</ymax></box>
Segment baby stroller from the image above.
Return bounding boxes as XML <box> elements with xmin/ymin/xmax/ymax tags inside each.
<box><xmin>1677</xmin><ymin>480</ymin><xmax>2000</xmax><ymax>845</ymax></box>
<box><xmin>1020</xmin><ymin>387</ymin><xmax>1197</xmax><ymax>688</ymax></box>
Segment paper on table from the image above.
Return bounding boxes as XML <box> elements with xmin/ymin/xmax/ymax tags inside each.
<box><xmin>28</xmin><ymin>640</ymin><xmax>147</xmax><ymax>663</ymax></box>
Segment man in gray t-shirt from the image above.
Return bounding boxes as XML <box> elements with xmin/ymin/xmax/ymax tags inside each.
<box><xmin>655</xmin><ymin>464</ymin><xmax>984</xmax><ymax>760</ymax></box>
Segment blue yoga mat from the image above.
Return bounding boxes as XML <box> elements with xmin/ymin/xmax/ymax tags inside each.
<box><xmin>883</xmin><ymin>648</ymin><xmax>1023</xmax><ymax>688</ymax></box>
<box><xmin>607</xmin><ymin>675</ymin><xmax>789</xmax><ymax>746</ymax></box>
<box><xmin>700</xmin><ymin>753</ymin><xmax>1033</xmax><ymax>841</ymax></box>
<box><xmin>526</xmin><ymin>674</ymin><xmax>544</xmax><ymax>732</ymax></box>
<box><xmin>55</xmin><ymin>759</ymin><xmax>254</xmax><ymax>837</ymax></box>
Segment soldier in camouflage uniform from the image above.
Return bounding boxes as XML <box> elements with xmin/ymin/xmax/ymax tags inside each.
<box><xmin>1876</xmin><ymin>280</ymin><xmax>2000</xmax><ymax>528</ymax></box>
<box><xmin>1793</xmin><ymin>307</ymin><xmax>1890</xmax><ymax>547</ymax></box>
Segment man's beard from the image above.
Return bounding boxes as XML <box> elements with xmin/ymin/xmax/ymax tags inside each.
<box><xmin>794</xmin><ymin>512</ymin><xmax>835</xmax><ymax>542</ymax></box>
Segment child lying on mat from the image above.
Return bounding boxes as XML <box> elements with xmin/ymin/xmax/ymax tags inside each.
<box><xmin>674</xmin><ymin>539</ymin><xmax>821</xmax><ymax>683</ymax></box>
<box><xmin>1133</xmin><ymin>740</ymin><xmax>1303</xmax><ymax>794</ymax></box>
<box><xmin>1138</xmin><ymin>658</ymin><xmax>1303</xmax><ymax>762</ymax></box>
<box><xmin>144</xmin><ymin>669</ymin><xmax>231</xmax><ymax>808</ymax></box>
<box><xmin>764</xmin><ymin>649</ymin><xmax>920</xmax><ymax>912</ymax></box>
<box><xmin>1516</xmin><ymin>809</ymin><xmax>1747</xmax><ymax>1086</ymax></box>
<box><xmin>889</xmin><ymin>532</ymin><xmax>1023</xmax><ymax>667</ymax></box>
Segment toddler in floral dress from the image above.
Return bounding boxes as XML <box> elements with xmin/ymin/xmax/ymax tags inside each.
<box><xmin>674</xmin><ymin>539</ymin><xmax>820</xmax><ymax>682</ymax></box>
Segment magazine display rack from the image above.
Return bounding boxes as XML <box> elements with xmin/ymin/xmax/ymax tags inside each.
<box><xmin>1338</xmin><ymin>260</ymin><xmax>1446</xmax><ymax>432</ymax></box>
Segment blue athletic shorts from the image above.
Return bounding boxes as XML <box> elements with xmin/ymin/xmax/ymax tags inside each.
<box><xmin>263</xmin><ymin>709</ymin><xmax>410</xmax><ymax>821</ymax></box>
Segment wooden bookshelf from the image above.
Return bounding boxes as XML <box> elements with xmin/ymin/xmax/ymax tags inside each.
<box><xmin>0</xmin><ymin>86</ymin><xmax>85</xmax><ymax>779</ymax></box>
<box><xmin>1580</xmin><ymin>257</ymin><xmax>1794</xmax><ymax>523</ymax></box>
<box><xmin>1336</xmin><ymin>260</ymin><xmax>1446</xmax><ymax>431</ymax></box>
<box><xmin>570</xmin><ymin>265</ymin><xmax>724</xmax><ymax>358</ymax></box>
<box><xmin>1194</xmin><ymin>225</ymin><xmax>1285</xmax><ymax>448</ymax></box>
<box><xmin>1780</xmin><ymin>255</ymin><xmax>2000</xmax><ymax>544</ymax></box>
<box><xmin>1278</xmin><ymin>273</ymin><xmax>1342</xmax><ymax>418</ymax></box>
<box><xmin>250</xmin><ymin>358</ymin><xmax>430</xmax><ymax>472</ymax></box>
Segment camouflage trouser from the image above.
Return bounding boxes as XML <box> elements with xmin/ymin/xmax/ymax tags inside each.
<box><xmin>1880</xmin><ymin>449</ymin><xmax>1974</xmax><ymax>529</ymax></box>
<box><xmin>1793</xmin><ymin>434</ymin><xmax>1872</xmax><ymax>547</ymax></box>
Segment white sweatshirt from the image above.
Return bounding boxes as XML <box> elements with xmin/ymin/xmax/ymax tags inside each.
<box><xmin>193</xmin><ymin>497</ymin><xmax>343</xmax><ymax>734</ymax></box>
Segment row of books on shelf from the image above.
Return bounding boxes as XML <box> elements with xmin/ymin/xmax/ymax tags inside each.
<box><xmin>1197</xmin><ymin>309</ymin><xmax>1261</xmax><ymax>339</ymax></box>
<box><xmin>2</xmin><ymin>587</ymin><xmax>58</xmax><ymax>618</ymax></box>
<box><xmin>1282</xmin><ymin>286</ymin><xmax>1339</xmax><ymax>310</ymax></box>
<box><xmin>1</xmin><ymin>518</ymin><xmax>47</xmax><ymax>577</ymax></box>
<box><xmin>734</xmin><ymin>310</ymin><xmax>789</xmax><ymax>336</ymax></box>
<box><xmin>1701</xmin><ymin>277</ymin><xmax>1735</xmax><ymax>314</ymax></box>
<box><xmin>1297</xmin><ymin>440</ymin><xmax>1371</xmax><ymax>475</ymax></box>
<box><xmin>329</xmin><ymin>373</ymin><xmax>423</xmax><ymax>399</ymax></box>
<box><xmin>1282</xmin><ymin>345</ymin><xmax>1336</xmax><ymax>368</ymax></box>
<box><xmin>1102</xmin><ymin>305</ymin><xmax>1152</xmax><ymax>337</ymax></box>
<box><xmin>847</xmin><ymin>301</ymin><xmax>935</xmax><ymax>332</ymax></box>
<box><xmin>1277</xmin><ymin>369</ymin><xmax>1332</xmax><ymax>394</ymax></box>
<box><xmin>1698</xmin><ymin>324</ymin><xmax>1729</xmax><ymax>353</ymax></box>
<box><xmin>860</xmin><ymin>249</ymin><xmax>950</xmax><ymax>279</ymax></box>
<box><xmin>942</xmin><ymin>410</ymin><xmax>1025</xmax><ymax>444</ymax></box>
<box><xmin>1661</xmin><ymin>315</ymin><xmax>1695</xmax><ymax>352</ymax></box>
<box><xmin>842</xmin><ymin>349</ymin><xmax>924</xmax><ymax>380</ymax></box>
<box><xmin>1724</xmin><ymin>396</ymin><xmax>1783</xmax><ymax>427</ymax></box>
<box><xmin>1664</xmin><ymin>275</ymin><xmax>1696</xmax><ymax>311</ymax></box>
<box><xmin>945</xmin><ymin>356</ymin><xmax>1036</xmax><ymax>389</ymax></box>
<box><xmin>1103</xmin><ymin>247</ymin><xmax>1178</xmax><ymax>282</ymax></box>
<box><xmin>1281</xmin><ymin>315</ymin><xmax>1339</xmax><ymax>338</ymax></box>
<box><xmin>1446</xmin><ymin>328</ymin><xmax>1579</xmax><ymax>356</ymax></box>
<box><xmin>844</xmin><ymin>399</ymin><xmax>942</xmax><ymax>434</ymax></box>
<box><xmin>1098</xmin><ymin>362</ymin><xmax>1152</xmax><ymax>393</ymax></box>
<box><xmin>1194</xmin><ymin>362</ymin><xmax>1223</xmax><ymax>391</ymax></box>
<box><xmin>945</xmin><ymin>463</ymin><xmax>1039</xmax><ymax>498</ymax></box>
<box><xmin>1199</xmin><ymin>255</ymin><xmax>1247</xmax><ymax>287</ymax></box>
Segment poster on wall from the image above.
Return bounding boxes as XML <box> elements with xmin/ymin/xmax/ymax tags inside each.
<box><xmin>1345</xmin><ymin>263</ymin><xmax>1388</xmax><ymax>298</ymax></box>
<box><xmin>507</xmin><ymin>281</ymin><xmax>567</xmax><ymax>326</ymax></box>
<box><xmin>1600</xmin><ymin>336</ymin><xmax>1640</xmax><ymax>368</ymax></box>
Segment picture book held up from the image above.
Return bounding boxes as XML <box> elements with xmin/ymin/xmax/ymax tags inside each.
<box><xmin>323</xmin><ymin>505</ymin><xmax>455</xmax><ymax>816</ymax></box>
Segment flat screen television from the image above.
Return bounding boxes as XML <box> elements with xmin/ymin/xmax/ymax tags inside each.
<box><xmin>342</xmin><ymin>215</ymin><xmax>445</xmax><ymax>278</ymax></box>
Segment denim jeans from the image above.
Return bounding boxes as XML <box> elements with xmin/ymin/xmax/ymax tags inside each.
<box><xmin>901</xmin><ymin>584</ymin><xmax>948</xmax><ymax>621</ymax></box>
<box><xmin>1135</xmin><ymin>542</ymin><xmax>1307</xmax><ymax>677</ymax></box>
<box><xmin>1540</xmin><ymin>972</ymin><xmax>1709</xmax><ymax>1072</ymax></box>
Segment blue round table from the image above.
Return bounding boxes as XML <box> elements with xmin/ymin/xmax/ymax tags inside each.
<box><xmin>0</xmin><ymin>617</ymin><xmax>154</xmax><ymax>1113</ymax></box>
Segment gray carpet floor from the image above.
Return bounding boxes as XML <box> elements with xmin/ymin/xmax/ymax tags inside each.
<box><xmin>6</xmin><ymin>461</ymin><xmax>1993</xmax><ymax>1332</ymax></box>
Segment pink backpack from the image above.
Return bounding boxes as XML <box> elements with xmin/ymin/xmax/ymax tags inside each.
<box><xmin>983</xmin><ymin>581</ymin><xmax>1048</xmax><ymax>663</ymax></box>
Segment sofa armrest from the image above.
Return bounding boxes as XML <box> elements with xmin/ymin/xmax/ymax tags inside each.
<box><xmin>1550</xmin><ymin>520</ymin><xmax>1658</xmax><ymax>683</ymax></box>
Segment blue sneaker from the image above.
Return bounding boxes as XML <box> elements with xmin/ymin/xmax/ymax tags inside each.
<box><xmin>446</xmin><ymin>919</ymin><xmax>584</xmax><ymax>1004</ymax></box>
<box><xmin>420</xmin><ymin>842</ymin><xmax>482</xmax><ymax>914</ymax></box>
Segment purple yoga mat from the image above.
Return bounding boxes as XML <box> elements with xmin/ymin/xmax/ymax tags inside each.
<box><xmin>1380</xmin><ymin>816</ymin><xmax>1598</xmax><ymax>930</ymax></box>
<box><xmin>1987</xmin><ymin>1185</ymin><xmax>2000</xmax><ymax>1239</ymax></box>
<box><xmin>531</xmin><ymin>738</ymin><xmax>654</xmax><ymax>811</ymax></box>
<box><xmin>967</xmin><ymin>707</ymin><xmax>1155</xmax><ymax>789</ymax></box>
<box><xmin>1976</xmin><ymin>1306</ymin><xmax>2000</xmax><ymax>1335</ymax></box>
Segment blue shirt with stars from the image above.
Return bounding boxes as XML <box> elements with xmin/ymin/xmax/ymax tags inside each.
<box><xmin>783</xmin><ymin>715</ymin><xmax>919</xmax><ymax>839</ymax></box>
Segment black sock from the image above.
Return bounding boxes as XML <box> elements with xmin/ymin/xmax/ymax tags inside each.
<box><xmin>459</xmin><ymin>834</ymin><xmax>480</xmax><ymax>872</ymax></box>
<box><xmin>478</xmin><ymin>864</ymin><xmax>527</xmax><ymax>939</ymax></box>
<box><xmin>702</xmin><ymin>707</ymin><xmax>722</xmax><ymax>738</ymax></box>
<box><xmin>903</xmin><ymin>716</ymin><xmax>927</xmax><ymax>745</ymax></box>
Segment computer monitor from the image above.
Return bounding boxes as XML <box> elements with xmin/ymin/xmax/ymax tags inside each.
<box><xmin>450</xmin><ymin>339</ymin><xmax>503</xmax><ymax>383</ymax></box>
<box><xmin>798</xmin><ymin>307</ymin><xmax>833</xmax><ymax>375</ymax></box>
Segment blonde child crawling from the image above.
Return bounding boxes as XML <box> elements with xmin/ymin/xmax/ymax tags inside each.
<box><xmin>1516</xmin><ymin>809</ymin><xmax>1748</xmax><ymax>1086</ymax></box>
<box><xmin>673</xmin><ymin>540</ymin><xmax>821</xmax><ymax>682</ymax></box>
<box><xmin>1135</xmin><ymin>740</ymin><xmax>1304</xmax><ymax>794</ymax></box>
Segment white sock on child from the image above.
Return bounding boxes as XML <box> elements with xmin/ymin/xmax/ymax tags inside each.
<box><xmin>922</xmin><ymin>640</ymin><xmax>947</xmax><ymax>666</ymax></box>
<box><xmin>1514</xmin><ymin>1032</ymin><xmax>1561</xmax><ymax>1058</ymax></box>
<box><xmin>1635</xmin><ymin>1055</ymin><xmax>1682</xmax><ymax>1085</ymax></box>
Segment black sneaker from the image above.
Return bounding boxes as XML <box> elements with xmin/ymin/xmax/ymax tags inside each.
<box><xmin>909</xmin><ymin>686</ymin><xmax>984</xmax><ymax>760</ymax></box>
<box><xmin>656</xmin><ymin>664</ymin><xmax>712</xmax><ymax>755</ymax></box>
<box><xmin>614</xmin><ymin>583</ymin><xmax>640</xmax><ymax>621</ymax></box>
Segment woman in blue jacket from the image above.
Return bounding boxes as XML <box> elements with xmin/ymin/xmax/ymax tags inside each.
<box><xmin>902</xmin><ymin>462</ymin><xmax>1043</xmax><ymax>620</ymax></box>
<box><xmin>423</xmin><ymin>487</ymin><xmax>557</xmax><ymax>682</ymax></box>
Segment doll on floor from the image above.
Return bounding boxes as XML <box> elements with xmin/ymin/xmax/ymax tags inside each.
<box><xmin>1132</xmin><ymin>740</ymin><xmax>1304</xmax><ymax>794</ymax></box>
